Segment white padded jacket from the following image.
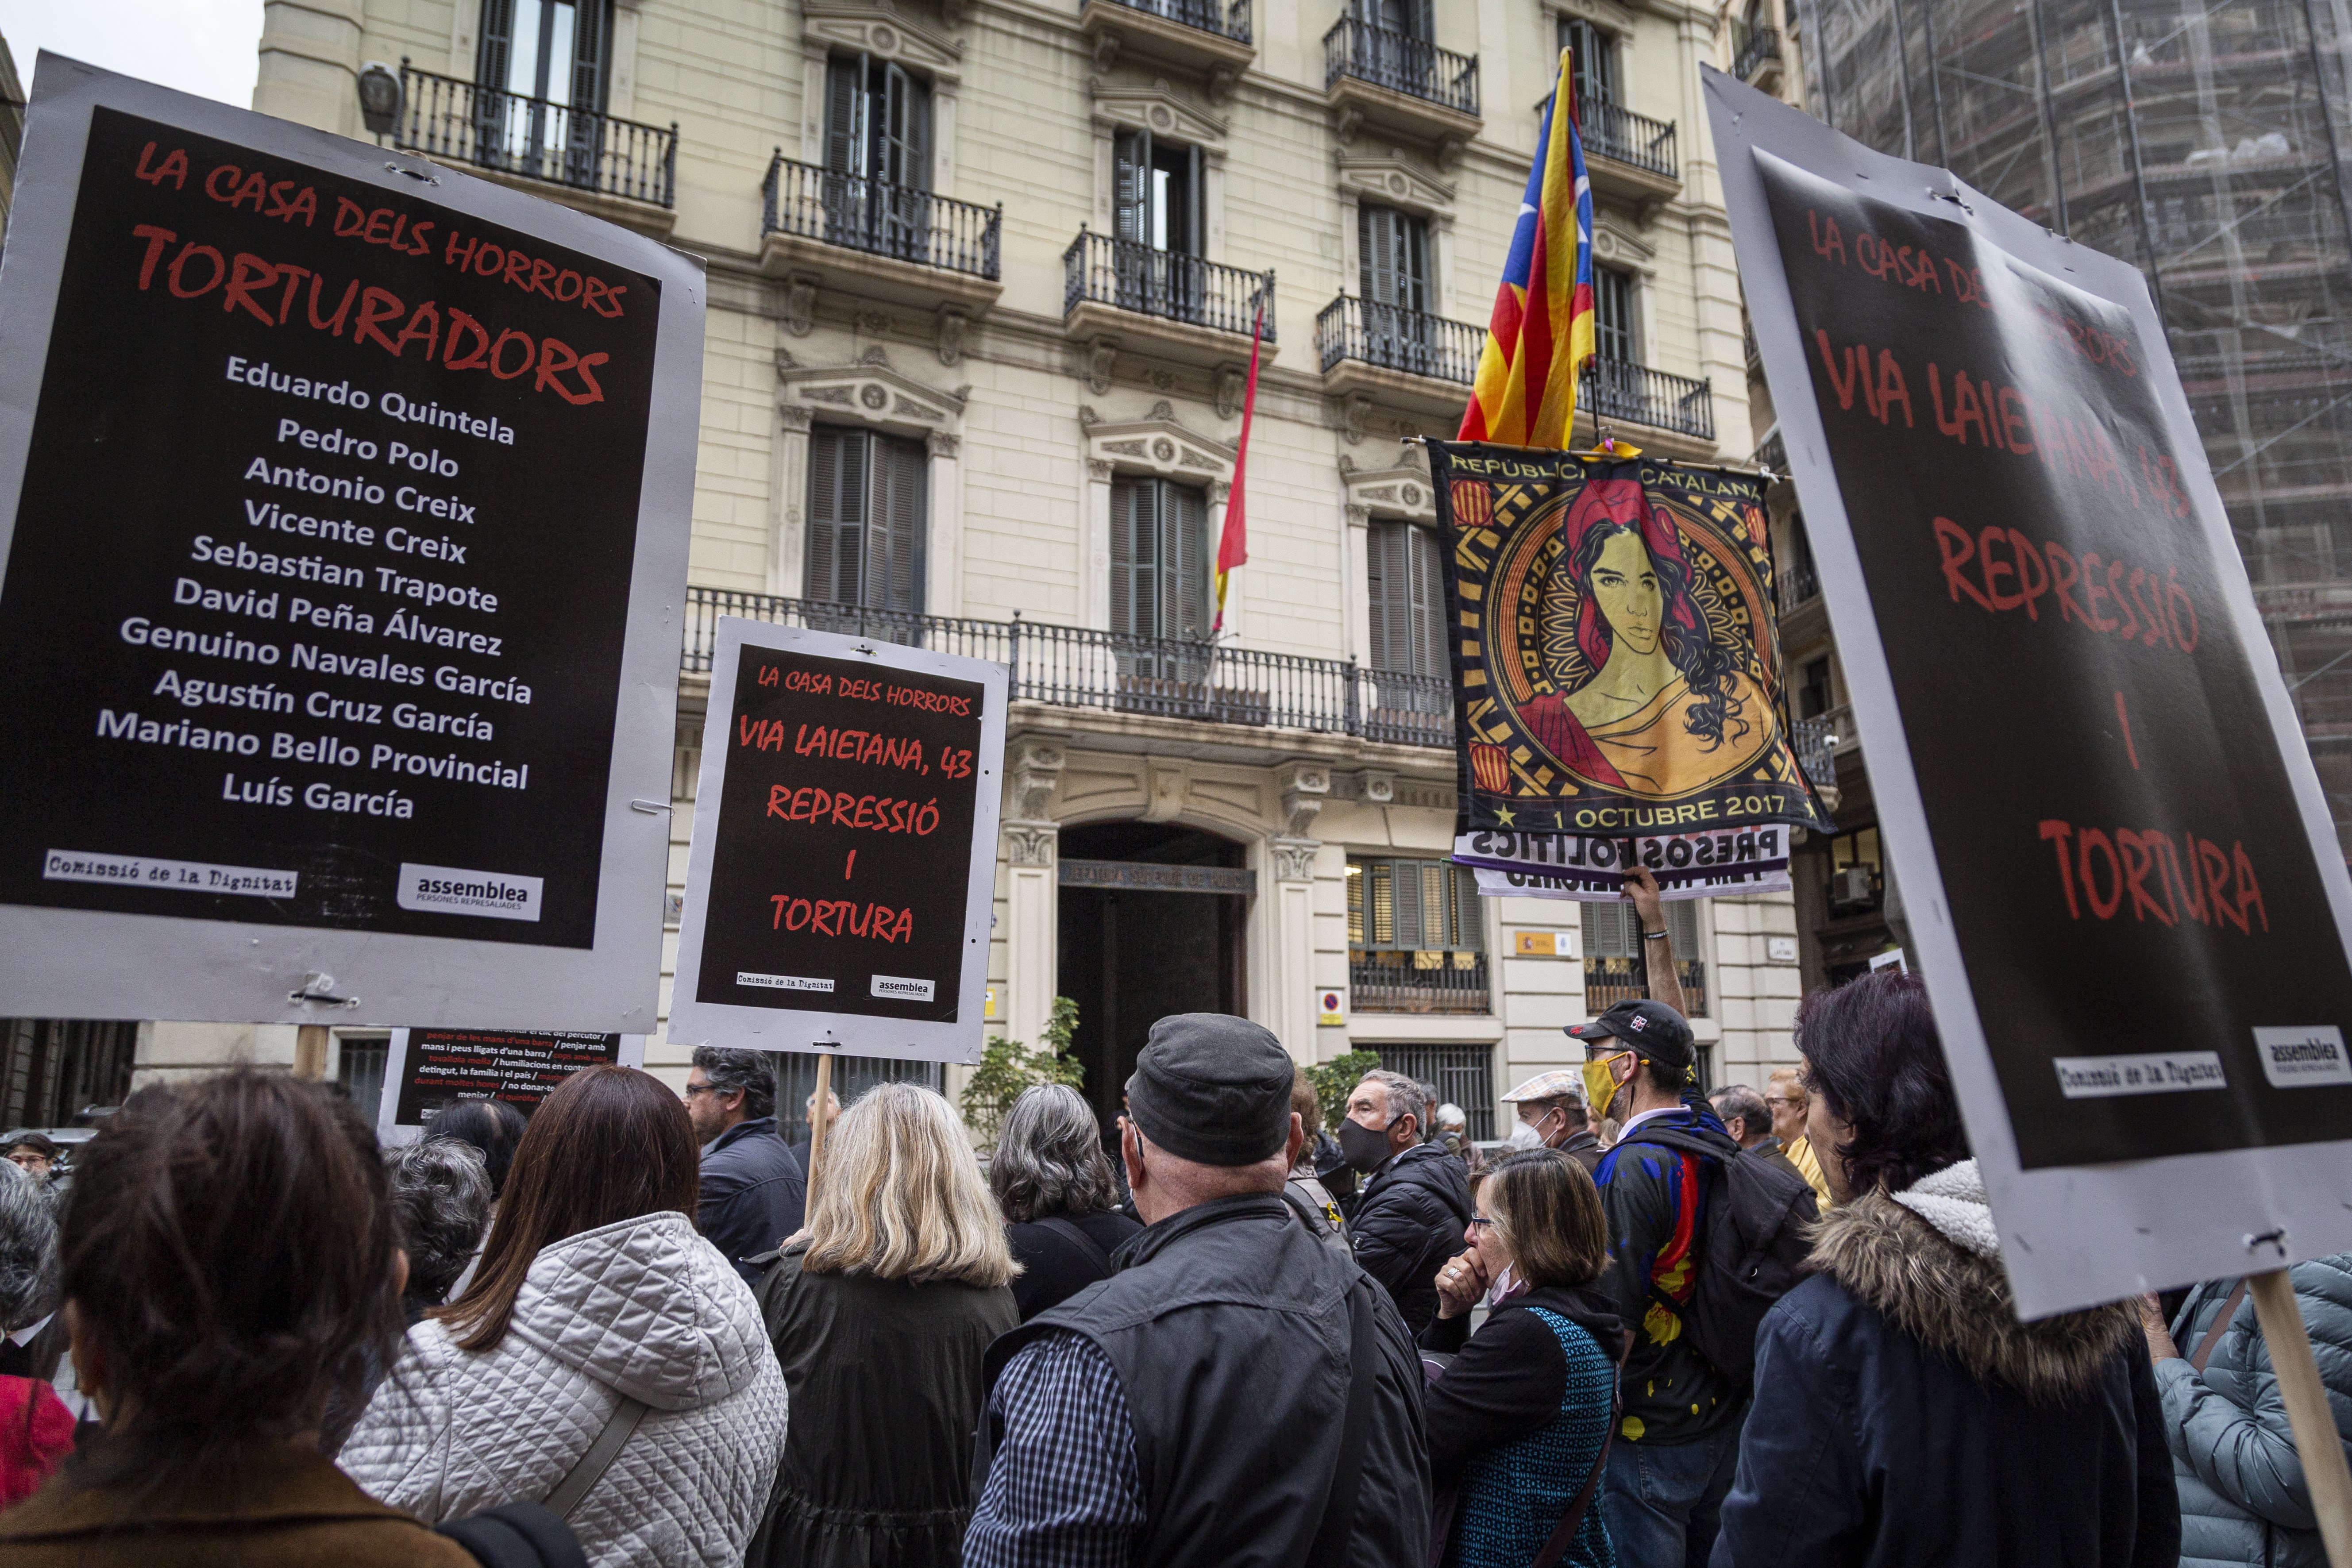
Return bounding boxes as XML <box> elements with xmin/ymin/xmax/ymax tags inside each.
<box><xmin>340</xmin><ymin>1210</ymin><xmax>788</xmax><ymax>1568</ymax></box>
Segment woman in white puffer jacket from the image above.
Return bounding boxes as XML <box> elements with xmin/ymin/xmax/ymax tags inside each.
<box><xmin>341</xmin><ymin>1065</ymin><xmax>789</xmax><ymax>1568</ymax></box>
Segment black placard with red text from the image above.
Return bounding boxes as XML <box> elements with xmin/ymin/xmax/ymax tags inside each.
<box><xmin>1758</xmin><ymin>150</ymin><xmax>2352</xmax><ymax>1168</ymax></box>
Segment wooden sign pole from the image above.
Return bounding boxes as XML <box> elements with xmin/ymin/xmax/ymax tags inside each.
<box><xmin>2249</xmin><ymin>1269</ymin><xmax>2351</xmax><ymax>1567</ymax></box>
<box><xmin>807</xmin><ymin>1050</ymin><xmax>834</xmax><ymax>1179</ymax></box>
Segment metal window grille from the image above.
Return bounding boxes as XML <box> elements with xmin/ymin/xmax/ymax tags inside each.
<box><xmin>1369</xmin><ymin>1044</ymin><xmax>1495</xmax><ymax>1140</ymax></box>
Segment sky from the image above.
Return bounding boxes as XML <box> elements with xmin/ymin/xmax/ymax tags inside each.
<box><xmin>0</xmin><ymin>0</ymin><xmax>262</xmax><ymax>107</ymax></box>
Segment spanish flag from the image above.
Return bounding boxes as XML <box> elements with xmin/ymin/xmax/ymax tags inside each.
<box><xmin>1457</xmin><ymin>49</ymin><xmax>1595</xmax><ymax>447</ymax></box>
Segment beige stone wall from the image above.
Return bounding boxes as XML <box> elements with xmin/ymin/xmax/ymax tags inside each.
<box><xmin>155</xmin><ymin>0</ymin><xmax>1801</xmax><ymax>1105</ymax></box>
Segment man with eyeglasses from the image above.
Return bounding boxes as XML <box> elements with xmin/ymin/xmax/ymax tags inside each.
<box><xmin>1764</xmin><ymin>1065</ymin><xmax>1832</xmax><ymax>1210</ymax></box>
<box><xmin>683</xmin><ymin>1045</ymin><xmax>806</xmax><ymax>1285</ymax></box>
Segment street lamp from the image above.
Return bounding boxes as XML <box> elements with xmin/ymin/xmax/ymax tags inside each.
<box><xmin>356</xmin><ymin>62</ymin><xmax>403</xmax><ymax>139</ymax></box>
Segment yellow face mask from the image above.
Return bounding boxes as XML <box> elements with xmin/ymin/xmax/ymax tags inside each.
<box><xmin>1582</xmin><ymin>1050</ymin><xmax>1634</xmax><ymax>1123</ymax></box>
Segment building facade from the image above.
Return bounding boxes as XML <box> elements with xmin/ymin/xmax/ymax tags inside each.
<box><xmin>138</xmin><ymin>0</ymin><xmax>1809</xmax><ymax>1130</ymax></box>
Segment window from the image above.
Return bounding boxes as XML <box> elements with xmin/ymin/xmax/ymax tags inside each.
<box><xmin>1798</xmin><ymin>656</ymin><xmax>1832</xmax><ymax>720</ymax></box>
<box><xmin>1366</xmin><ymin>520</ymin><xmax>1446</xmax><ymax>680</ymax></box>
<box><xmin>1558</xmin><ymin>17</ymin><xmax>1620</xmax><ymax>108</ymax></box>
<box><xmin>806</xmin><ymin>427</ymin><xmax>927</xmax><ymax>619</ymax></box>
<box><xmin>1593</xmin><ymin>266</ymin><xmax>1636</xmax><ymax>363</ymax></box>
<box><xmin>1355</xmin><ymin>0</ymin><xmax>1434</xmax><ymax>41</ymax></box>
<box><xmin>821</xmin><ymin>55</ymin><xmax>931</xmax><ymax>258</ymax></box>
<box><xmin>778</xmin><ymin>1055</ymin><xmax>941</xmax><ymax>1142</ymax></box>
<box><xmin>476</xmin><ymin>0</ymin><xmax>609</xmax><ymax>175</ymax></box>
<box><xmin>1580</xmin><ymin>897</ymin><xmax>1709</xmax><ymax>1017</ymax></box>
<box><xmin>1827</xmin><ymin>826</ymin><xmax>1883</xmax><ymax>915</ymax></box>
<box><xmin>1114</xmin><ymin>128</ymin><xmax>1202</xmax><ymax>256</ymax></box>
<box><xmin>1358</xmin><ymin>204</ymin><xmax>1433</xmax><ymax>373</ymax></box>
<box><xmin>1110</xmin><ymin>476</ymin><xmax>1210</xmax><ymax>644</ymax></box>
<box><xmin>1373</xmin><ymin>1044</ymin><xmax>1496</xmax><ymax>1140</ymax></box>
<box><xmin>335</xmin><ymin>1035</ymin><xmax>392</xmax><ymax>1130</ymax></box>
<box><xmin>1348</xmin><ymin>856</ymin><xmax>1488</xmax><ymax>1014</ymax></box>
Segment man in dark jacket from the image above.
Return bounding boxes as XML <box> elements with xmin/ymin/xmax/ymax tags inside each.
<box><xmin>684</xmin><ymin>1045</ymin><xmax>806</xmax><ymax>1285</ymax></box>
<box><xmin>966</xmin><ymin>1013</ymin><xmax>1429</xmax><ymax>1568</ymax></box>
<box><xmin>1710</xmin><ymin>1083</ymin><xmax>1807</xmax><ymax>1187</ymax></box>
<box><xmin>1339</xmin><ymin>1069</ymin><xmax>1475</xmax><ymax>1349</ymax></box>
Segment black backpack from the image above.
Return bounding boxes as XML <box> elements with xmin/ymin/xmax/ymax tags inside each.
<box><xmin>1614</xmin><ymin>1121</ymin><xmax>1819</xmax><ymax>1393</ymax></box>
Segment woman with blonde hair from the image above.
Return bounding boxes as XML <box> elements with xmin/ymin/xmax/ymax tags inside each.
<box><xmin>746</xmin><ymin>1082</ymin><xmax>1020</xmax><ymax>1568</ymax></box>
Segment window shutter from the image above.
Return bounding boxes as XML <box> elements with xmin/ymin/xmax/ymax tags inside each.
<box><xmin>864</xmin><ymin>435</ymin><xmax>925</xmax><ymax>614</ymax></box>
<box><xmin>1594</xmin><ymin>268</ymin><xmax>1634</xmax><ymax>363</ymax></box>
<box><xmin>1114</xmin><ymin>128</ymin><xmax>1150</xmax><ymax>245</ymax></box>
<box><xmin>1401</xmin><ymin>212</ymin><xmax>1429</xmax><ymax>312</ymax></box>
<box><xmin>1370</xmin><ymin>860</ymin><xmax>1396</xmax><ymax>947</ymax></box>
<box><xmin>1581</xmin><ymin>899</ymin><xmax>1637</xmax><ymax>959</ymax></box>
<box><xmin>1406</xmin><ymin>523</ymin><xmax>1444</xmax><ymax>679</ymax></box>
<box><xmin>1183</xmin><ymin>144</ymin><xmax>1204</xmax><ymax>258</ymax></box>
<box><xmin>1668</xmin><ymin>898</ymin><xmax>1701</xmax><ymax>957</ymax></box>
<box><xmin>1365</xmin><ymin>520</ymin><xmax>1395</xmax><ymax>674</ymax></box>
<box><xmin>1409</xmin><ymin>0</ymin><xmax>1434</xmax><ymax>41</ymax></box>
<box><xmin>1360</xmin><ymin>207</ymin><xmax>1395</xmax><ymax>305</ymax></box>
<box><xmin>569</xmin><ymin>0</ymin><xmax>609</xmax><ymax>113</ymax></box>
<box><xmin>1347</xmin><ymin>864</ymin><xmax>1366</xmax><ymax>946</ymax></box>
<box><xmin>477</xmin><ymin>0</ymin><xmax>517</xmax><ymax>90</ymax></box>
<box><xmin>825</xmin><ymin>55</ymin><xmax>865</xmax><ymax>176</ymax></box>
<box><xmin>880</xmin><ymin>62</ymin><xmax>930</xmax><ymax>191</ymax></box>
<box><xmin>1393</xmin><ymin>858</ymin><xmax>1425</xmax><ymax>948</ymax></box>
<box><xmin>805</xmin><ymin>428</ymin><xmax>848</xmax><ymax>603</ymax></box>
<box><xmin>1110</xmin><ymin>478</ymin><xmax>1140</xmax><ymax>637</ymax></box>
<box><xmin>1170</xmin><ymin>484</ymin><xmax>1208</xmax><ymax>641</ymax></box>
<box><xmin>1418</xmin><ymin>863</ymin><xmax>1448</xmax><ymax>948</ymax></box>
<box><xmin>1452</xmin><ymin>866</ymin><xmax>1484</xmax><ymax>951</ymax></box>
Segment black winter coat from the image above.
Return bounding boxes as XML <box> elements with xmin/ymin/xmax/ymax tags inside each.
<box><xmin>697</xmin><ymin>1117</ymin><xmax>807</xmax><ymax>1285</ymax></box>
<box><xmin>1711</xmin><ymin>1182</ymin><xmax>2180</xmax><ymax>1568</ymax></box>
<box><xmin>1350</xmin><ymin>1143</ymin><xmax>1474</xmax><ymax>1342</ymax></box>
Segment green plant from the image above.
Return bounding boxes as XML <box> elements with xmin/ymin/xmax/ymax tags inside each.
<box><xmin>1303</xmin><ymin>1049</ymin><xmax>1384</xmax><ymax>1133</ymax></box>
<box><xmin>960</xmin><ymin>995</ymin><xmax>1085</xmax><ymax>1146</ymax></box>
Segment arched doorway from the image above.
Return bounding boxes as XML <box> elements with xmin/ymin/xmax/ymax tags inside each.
<box><xmin>1056</xmin><ymin>821</ymin><xmax>1249</xmax><ymax>1131</ymax></box>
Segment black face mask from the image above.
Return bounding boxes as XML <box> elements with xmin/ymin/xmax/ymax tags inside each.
<box><xmin>1337</xmin><ymin>1117</ymin><xmax>1393</xmax><ymax>1173</ymax></box>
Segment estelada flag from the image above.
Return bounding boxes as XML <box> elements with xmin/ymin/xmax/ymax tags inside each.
<box><xmin>1459</xmin><ymin>49</ymin><xmax>1595</xmax><ymax>448</ymax></box>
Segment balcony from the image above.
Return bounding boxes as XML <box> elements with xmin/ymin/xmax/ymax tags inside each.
<box><xmin>1793</xmin><ymin>714</ymin><xmax>1838</xmax><ymax>789</ymax></box>
<box><xmin>1734</xmin><ymin>24</ymin><xmax>1784</xmax><ymax>92</ymax></box>
<box><xmin>1582</xmin><ymin>358</ymin><xmax>1714</xmax><ymax>445</ymax></box>
<box><xmin>1080</xmin><ymin>0</ymin><xmax>1253</xmax><ymax>93</ymax></box>
<box><xmin>391</xmin><ymin>63</ymin><xmax>674</xmax><ymax>236</ymax></box>
<box><xmin>759</xmin><ymin>154</ymin><xmax>1002</xmax><ymax>314</ymax></box>
<box><xmin>1581</xmin><ymin>99</ymin><xmax>1680</xmax><ymax>212</ymax></box>
<box><xmin>1778</xmin><ymin>557</ymin><xmax>1819</xmax><ymax>610</ymax></box>
<box><xmin>1351</xmin><ymin>951</ymin><xmax>1491</xmax><ymax>1015</ymax></box>
<box><xmin>682</xmin><ymin>587</ymin><xmax>1451</xmax><ymax>748</ymax></box>
<box><xmin>1582</xmin><ymin>955</ymin><xmax>1708</xmax><ymax>1018</ymax></box>
<box><xmin>1316</xmin><ymin>296</ymin><xmax>1484</xmax><ymax>418</ymax></box>
<box><xmin>1323</xmin><ymin>19</ymin><xmax>1481</xmax><ymax>155</ymax></box>
<box><xmin>1062</xmin><ymin>230</ymin><xmax>1278</xmax><ymax>370</ymax></box>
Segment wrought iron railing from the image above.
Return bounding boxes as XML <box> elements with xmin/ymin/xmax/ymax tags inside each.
<box><xmin>1582</xmin><ymin>956</ymin><xmax>1708</xmax><ymax>1017</ymax></box>
<box><xmin>682</xmin><ymin>588</ymin><xmax>1451</xmax><ymax>746</ymax></box>
<box><xmin>1316</xmin><ymin>296</ymin><xmax>1484</xmax><ymax>385</ymax></box>
<box><xmin>1793</xmin><ymin>714</ymin><xmax>1839</xmax><ymax>787</ymax></box>
<box><xmin>1351</xmin><ymin>952</ymin><xmax>1491</xmax><ymax>1015</ymax></box>
<box><xmin>1094</xmin><ymin>0</ymin><xmax>1252</xmax><ymax>44</ymax></box>
<box><xmin>1581</xmin><ymin>98</ymin><xmax>1678</xmax><ymax>181</ymax></box>
<box><xmin>762</xmin><ymin>153</ymin><xmax>1001</xmax><ymax>281</ymax></box>
<box><xmin>1734</xmin><ymin>24</ymin><xmax>1783</xmax><ymax>83</ymax></box>
<box><xmin>393</xmin><ymin>62</ymin><xmax>676</xmax><ymax>208</ymax></box>
<box><xmin>1062</xmin><ymin>230</ymin><xmax>1276</xmax><ymax>341</ymax></box>
<box><xmin>1754</xmin><ymin>428</ymin><xmax>1788</xmax><ymax>473</ymax></box>
<box><xmin>1323</xmin><ymin>18</ymin><xmax>1480</xmax><ymax>118</ymax></box>
<box><xmin>1582</xmin><ymin>358</ymin><xmax>1715</xmax><ymax>440</ymax></box>
<box><xmin>1779</xmin><ymin>557</ymin><xmax>1820</xmax><ymax>609</ymax></box>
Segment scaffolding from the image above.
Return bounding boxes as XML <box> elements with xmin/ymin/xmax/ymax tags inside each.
<box><xmin>1794</xmin><ymin>0</ymin><xmax>2352</xmax><ymax>849</ymax></box>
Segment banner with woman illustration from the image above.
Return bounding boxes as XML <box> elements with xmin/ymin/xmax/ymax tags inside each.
<box><xmin>1430</xmin><ymin>446</ymin><xmax>1832</xmax><ymax>845</ymax></box>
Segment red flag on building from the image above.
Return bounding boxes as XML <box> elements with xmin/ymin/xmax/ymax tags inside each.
<box><xmin>1212</xmin><ymin>291</ymin><xmax>1267</xmax><ymax>632</ymax></box>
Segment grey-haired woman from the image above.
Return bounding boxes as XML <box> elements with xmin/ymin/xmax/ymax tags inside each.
<box><xmin>989</xmin><ymin>1083</ymin><xmax>1140</xmax><ymax>1321</ymax></box>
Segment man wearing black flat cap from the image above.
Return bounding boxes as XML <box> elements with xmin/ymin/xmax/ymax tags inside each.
<box><xmin>966</xmin><ymin>1013</ymin><xmax>1429</xmax><ymax>1568</ymax></box>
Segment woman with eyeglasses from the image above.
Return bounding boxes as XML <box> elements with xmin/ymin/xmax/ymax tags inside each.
<box><xmin>1424</xmin><ymin>1148</ymin><xmax>1623</xmax><ymax>1568</ymax></box>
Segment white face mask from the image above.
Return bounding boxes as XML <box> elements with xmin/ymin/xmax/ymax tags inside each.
<box><xmin>1505</xmin><ymin>1117</ymin><xmax>1545</xmax><ymax>1150</ymax></box>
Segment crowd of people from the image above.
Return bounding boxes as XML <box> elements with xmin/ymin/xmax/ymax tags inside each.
<box><xmin>0</xmin><ymin>911</ymin><xmax>2346</xmax><ymax>1567</ymax></box>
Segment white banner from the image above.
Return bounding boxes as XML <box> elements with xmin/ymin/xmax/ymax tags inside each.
<box><xmin>1456</xmin><ymin>827</ymin><xmax>1793</xmax><ymax>901</ymax></box>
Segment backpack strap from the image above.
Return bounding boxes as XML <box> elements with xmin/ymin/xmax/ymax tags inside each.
<box><xmin>542</xmin><ymin>1394</ymin><xmax>650</xmax><ymax>1521</ymax></box>
<box><xmin>2189</xmin><ymin>1279</ymin><xmax>2251</xmax><ymax>1374</ymax></box>
<box><xmin>436</xmin><ymin>1502</ymin><xmax>589</xmax><ymax>1568</ymax></box>
<box><xmin>1303</xmin><ymin>1280</ymin><xmax>1380</xmax><ymax>1568</ymax></box>
<box><xmin>1037</xmin><ymin>1215</ymin><xmax>1118</xmax><ymax>1275</ymax></box>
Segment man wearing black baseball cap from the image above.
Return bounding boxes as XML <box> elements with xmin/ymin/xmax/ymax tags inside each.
<box><xmin>968</xmin><ymin>1013</ymin><xmax>1428</xmax><ymax>1568</ymax></box>
<box><xmin>1570</xmin><ymin>993</ymin><xmax>1748</xmax><ymax>1567</ymax></box>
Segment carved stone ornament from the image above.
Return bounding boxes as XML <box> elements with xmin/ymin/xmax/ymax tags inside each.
<box><xmin>1093</xmin><ymin>30</ymin><xmax>1120</xmax><ymax>70</ymax></box>
<box><xmin>1149</xmin><ymin>369</ymin><xmax>1176</xmax><ymax>391</ymax></box>
<box><xmin>1152</xmin><ymin>437</ymin><xmax>1176</xmax><ymax>462</ymax></box>
<box><xmin>936</xmin><ymin>305</ymin><xmax>969</xmax><ymax>366</ymax></box>
<box><xmin>927</xmin><ymin>430</ymin><xmax>960</xmax><ymax>458</ymax></box>
<box><xmin>778</xmin><ymin>405</ymin><xmax>814</xmax><ymax>433</ymax></box>
<box><xmin>1004</xmin><ymin>822</ymin><xmax>1058</xmax><ymax>869</ymax></box>
<box><xmin>856</xmin><ymin>322</ymin><xmax>892</xmax><ymax>349</ymax></box>
<box><xmin>1272</xmin><ymin>837</ymin><xmax>1323</xmax><ymax>883</ymax></box>
<box><xmin>1149</xmin><ymin>398</ymin><xmax>1176</xmax><ymax>421</ymax></box>
<box><xmin>1342</xmin><ymin>392</ymin><xmax>1371</xmax><ymax>446</ymax></box>
<box><xmin>1087</xmin><ymin>458</ymin><xmax>1116</xmax><ymax>481</ymax></box>
<box><xmin>1086</xmin><ymin>338</ymin><xmax>1118</xmax><ymax>396</ymax></box>
<box><xmin>1206</xmin><ymin>62</ymin><xmax>1238</xmax><ymax>104</ymax></box>
<box><xmin>1334</xmin><ymin>104</ymin><xmax>1363</xmax><ymax>146</ymax></box>
<box><xmin>1086</xmin><ymin>406</ymin><xmax>1236</xmax><ymax>485</ymax></box>
<box><xmin>1008</xmin><ymin>742</ymin><xmax>1066</xmax><ymax>821</ymax></box>
<box><xmin>1360</xmin><ymin>769</ymin><xmax>1397</xmax><ymax>805</ymax></box>
<box><xmin>778</xmin><ymin>357</ymin><xmax>966</xmax><ymax>439</ymax></box>
<box><xmin>1078</xmin><ymin>405</ymin><xmax>1101</xmax><ymax>429</ymax></box>
<box><xmin>1276</xmin><ymin>762</ymin><xmax>1331</xmax><ymax>838</ymax></box>
<box><xmin>783</xmin><ymin>274</ymin><xmax>819</xmax><ymax>338</ymax></box>
<box><xmin>1207</xmin><ymin>480</ymin><xmax>1230</xmax><ymax>505</ymax></box>
<box><xmin>860</xmin><ymin>384</ymin><xmax>890</xmax><ymax>410</ymax></box>
<box><xmin>1217</xmin><ymin>364</ymin><xmax>1245</xmax><ymax>420</ymax></box>
<box><xmin>1435</xmin><ymin>135</ymin><xmax>1464</xmax><ymax>173</ymax></box>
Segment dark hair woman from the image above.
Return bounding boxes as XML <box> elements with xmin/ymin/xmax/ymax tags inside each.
<box><xmin>1713</xmin><ymin>970</ymin><xmax>2181</xmax><ymax>1567</ymax></box>
<box><xmin>0</xmin><ymin>1071</ymin><xmax>478</xmax><ymax>1568</ymax></box>
<box><xmin>990</xmin><ymin>1083</ymin><xmax>1141</xmax><ymax>1319</ymax></box>
<box><xmin>342</xmin><ymin>1065</ymin><xmax>788</xmax><ymax>1568</ymax></box>
<box><xmin>1424</xmin><ymin>1148</ymin><xmax>1620</xmax><ymax>1568</ymax></box>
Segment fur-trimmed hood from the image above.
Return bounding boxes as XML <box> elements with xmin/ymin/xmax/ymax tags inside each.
<box><xmin>1808</xmin><ymin>1160</ymin><xmax>2138</xmax><ymax>1404</ymax></box>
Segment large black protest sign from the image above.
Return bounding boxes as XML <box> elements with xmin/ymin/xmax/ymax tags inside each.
<box><xmin>378</xmin><ymin>1027</ymin><xmax>644</xmax><ymax>1146</ymax></box>
<box><xmin>0</xmin><ymin>64</ymin><xmax>699</xmax><ymax>1030</ymax></box>
<box><xmin>668</xmin><ymin>620</ymin><xmax>1007</xmax><ymax>1063</ymax></box>
<box><xmin>1713</xmin><ymin>70</ymin><xmax>2352</xmax><ymax>1314</ymax></box>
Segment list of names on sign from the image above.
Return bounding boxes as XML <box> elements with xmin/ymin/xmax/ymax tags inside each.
<box><xmin>0</xmin><ymin>107</ymin><xmax>662</xmax><ymax>949</ymax></box>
